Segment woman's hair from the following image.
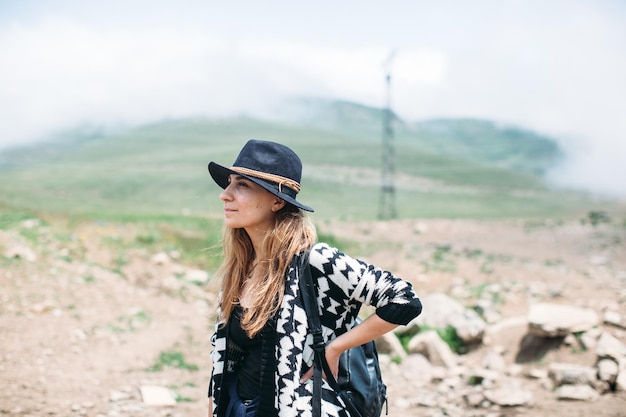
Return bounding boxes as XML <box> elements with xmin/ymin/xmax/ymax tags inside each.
<box><xmin>217</xmin><ymin>204</ymin><xmax>317</xmax><ymax>337</ymax></box>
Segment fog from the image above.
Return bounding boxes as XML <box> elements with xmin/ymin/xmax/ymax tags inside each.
<box><xmin>1</xmin><ymin>0</ymin><xmax>625</xmax><ymax>196</ymax></box>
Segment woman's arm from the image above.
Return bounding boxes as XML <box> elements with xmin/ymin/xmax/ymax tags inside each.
<box><xmin>301</xmin><ymin>313</ymin><xmax>397</xmax><ymax>382</ymax></box>
<box><xmin>208</xmin><ymin>397</ymin><xmax>213</xmax><ymax>416</ymax></box>
<box><xmin>325</xmin><ymin>314</ymin><xmax>396</xmax><ymax>378</ymax></box>
<box><xmin>310</xmin><ymin>243</ymin><xmax>422</xmax><ymax>326</ymax></box>
<box><xmin>301</xmin><ymin>243</ymin><xmax>423</xmax><ymax>382</ymax></box>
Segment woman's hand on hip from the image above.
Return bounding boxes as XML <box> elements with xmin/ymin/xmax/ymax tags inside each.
<box><xmin>299</xmin><ymin>342</ymin><xmax>341</xmax><ymax>384</ymax></box>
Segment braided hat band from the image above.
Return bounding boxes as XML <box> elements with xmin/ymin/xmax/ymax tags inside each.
<box><xmin>231</xmin><ymin>167</ymin><xmax>301</xmax><ymax>194</ymax></box>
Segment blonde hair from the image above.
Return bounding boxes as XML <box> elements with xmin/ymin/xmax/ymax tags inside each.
<box><xmin>217</xmin><ymin>205</ymin><xmax>317</xmax><ymax>337</ymax></box>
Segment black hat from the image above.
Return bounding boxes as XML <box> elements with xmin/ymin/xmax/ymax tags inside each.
<box><xmin>208</xmin><ymin>139</ymin><xmax>314</xmax><ymax>212</ymax></box>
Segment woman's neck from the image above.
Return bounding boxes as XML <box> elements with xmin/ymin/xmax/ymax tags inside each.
<box><xmin>245</xmin><ymin>227</ymin><xmax>267</xmax><ymax>261</ymax></box>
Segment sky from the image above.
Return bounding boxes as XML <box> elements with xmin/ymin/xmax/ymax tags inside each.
<box><xmin>1</xmin><ymin>0</ymin><xmax>625</xmax><ymax>196</ymax></box>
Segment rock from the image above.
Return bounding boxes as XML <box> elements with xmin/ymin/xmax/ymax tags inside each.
<box><xmin>4</xmin><ymin>244</ymin><xmax>37</xmax><ymax>262</ymax></box>
<box><xmin>483</xmin><ymin>316</ymin><xmax>527</xmax><ymax>347</ymax></box>
<box><xmin>399</xmin><ymin>354</ymin><xmax>433</xmax><ymax>384</ymax></box>
<box><xmin>554</xmin><ymin>384</ymin><xmax>599</xmax><ymax>401</ymax></box>
<box><xmin>463</xmin><ymin>390</ymin><xmax>485</xmax><ymax>408</ymax></box>
<box><xmin>466</xmin><ymin>368</ymin><xmax>501</xmax><ymax>388</ymax></box>
<box><xmin>563</xmin><ymin>334</ymin><xmax>578</xmax><ymax>346</ymax></box>
<box><xmin>473</xmin><ymin>298</ymin><xmax>501</xmax><ymax>324</ymax></box>
<box><xmin>150</xmin><ymin>252</ymin><xmax>170</xmax><ymax>265</ymax></box>
<box><xmin>375</xmin><ymin>332</ymin><xmax>407</xmax><ymax>359</ymax></box>
<box><xmin>603</xmin><ymin>311</ymin><xmax>626</xmax><ymax>329</ymax></box>
<box><xmin>483</xmin><ymin>381</ymin><xmax>534</xmax><ymax>406</ymax></box>
<box><xmin>109</xmin><ymin>390</ymin><xmax>131</xmax><ymax>402</ymax></box>
<box><xmin>393</xmin><ymin>397</ymin><xmax>412</xmax><ymax>409</ymax></box>
<box><xmin>596</xmin><ymin>331</ymin><xmax>626</xmax><ymax>362</ymax></box>
<box><xmin>579</xmin><ymin>328</ymin><xmax>601</xmax><ymax>351</ymax></box>
<box><xmin>185</xmin><ymin>268</ymin><xmax>209</xmax><ymax>284</ymax></box>
<box><xmin>20</xmin><ymin>219</ymin><xmax>41</xmax><ymax>229</ymax></box>
<box><xmin>526</xmin><ymin>368</ymin><xmax>549</xmax><ymax>380</ymax></box>
<box><xmin>407</xmin><ymin>330</ymin><xmax>458</xmax><ymax>369</ymax></box>
<box><xmin>548</xmin><ymin>363</ymin><xmax>597</xmax><ymax>387</ymax></box>
<box><xmin>617</xmin><ymin>362</ymin><xmax>626</xmax><ymax>392</ymax></box>
<box><xmin>511</xmin><ymin>364</ymin><xmax>525</xmax><ymax>377</ymax></box>
<box><xmin>413</xmin><ymin>392</ymin><xmax>439</xmax><ymax>408</ymax></box>
<box><xmin>417</xmin><ymin>293</ymin><xmax>486</xmax><ymax>345</ymax></box>
<box><xmin>597</xmin><ymin>358</ymin><xmax>619</xmax><ymax>384</ymax></box>
<box><xmin>414</xmin><ymin>222</ymin><xmax>428</xmax><ymax>234</ymax></box>
<box><xmin>481</xmin><ymin>346</ymin><xmax>506</xmax><ymax>372</ymax></box>
<box><xmin>528</xmin><ymin>303</ymin><xmax>599</xmax><ymax>337</ymax></box>
<box><xmin>140</xmin><ymin>385</ymin><xmax>177</xmax><ymax>406</ymax></box>
<box><xmin>161</xmin><ymin>276</ymin><xmax>182</xmax><ymax>291</ymax></box>
<box><xmin>30</xmin><ymin>301</ymin><xmax>57</xmax><ymax>314</ymax></box>
<box><xmin>590</xmin><ymin>255</ymin><xmax>609</xmax><ymax>266</ymax></box>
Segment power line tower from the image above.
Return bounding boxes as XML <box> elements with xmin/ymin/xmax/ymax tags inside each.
<box><xmin>379</xmin><ymin>51</ymin><xmax>397</xmax><ymax>220</ymax></box>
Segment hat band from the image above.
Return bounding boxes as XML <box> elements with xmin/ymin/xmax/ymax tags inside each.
<box><xmin>231</xmin><ymin>167</ymin><xmax>301</xmax><ymax>194</ymax></box>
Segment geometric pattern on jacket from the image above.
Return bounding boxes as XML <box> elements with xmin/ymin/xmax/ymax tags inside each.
<box><xmin>209</xmin><ymin>242</ymin><xmax>422</xmax><ymax>417</ymax></box>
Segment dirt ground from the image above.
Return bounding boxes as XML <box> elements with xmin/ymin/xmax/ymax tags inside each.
<box><xmin>1</xmin><ymin>215</ymin><xmax>625</xmax><ymax>416</ymax></box>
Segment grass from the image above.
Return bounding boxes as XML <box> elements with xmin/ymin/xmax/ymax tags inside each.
<box><xmin>104</xmin><ymin>310</ymin><xmax>151</xmax><ymax>333</ymax></box>
<box><xmin>415</xmin><ymin>326</ymin><xmax>468</xmax><ymax>355</ymax></box>
<box><xmin>146</xmin><ymin>350</ymin><xmax>199</xmax><ymax>372</ymax></box>
<box><xmin>421</xmin><ymin>244</ymin><xmax>456</xmax><ymax>273</ymax></box>
<box><xmin>0</xmin><ymin>115</ymin><xmax>620</xmax><ymax>223</ymax></box>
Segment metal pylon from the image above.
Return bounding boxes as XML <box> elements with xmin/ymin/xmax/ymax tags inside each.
<box><xmin>379</xmin><ymin>69</ymin><xmax>397</xmax><ymax>220</ymax></box>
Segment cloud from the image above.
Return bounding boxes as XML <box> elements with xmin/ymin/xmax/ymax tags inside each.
<box><xmin>0</xmin><ymin>1</ymin><xmax>625</xmax><ymax>197</ymax></box>
<box><xmin>0</xmin><ymin>16</ymin><xmax>448</xmax><ymax>145</ymax></box>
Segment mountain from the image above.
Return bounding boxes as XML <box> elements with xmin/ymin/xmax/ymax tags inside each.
<box><xmin>0</xmin><ymin>100</ymin><xmax>607</xmax><ymax>221</ymax></box>
<box><xmin>273</xmin><ymin>98</ymin><xmax>563</xmax><ymax>176</ymax></box>
<box><xmin>411</xmin><ymin>118</ymin><xmax>563</xmax><ymax>175</ymax></box>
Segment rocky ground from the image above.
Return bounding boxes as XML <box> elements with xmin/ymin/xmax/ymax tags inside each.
<box><xmin>1</xmin><ymin>214</ymin><xmax>626</xmax><ymax>416</ymax></box>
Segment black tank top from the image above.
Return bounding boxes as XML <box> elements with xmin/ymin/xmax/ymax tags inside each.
<box><xmin>228</xmin><ymin>305</ymin><xmax>263</xmax><ymax>400</ymax></box>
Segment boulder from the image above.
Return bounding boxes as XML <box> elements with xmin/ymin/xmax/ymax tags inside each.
<box><xmin>139</xmin><ymin>385</ymin><xmax>176</xmax><ymax>406</ymax></box>
<box><xmin>603</xmin><ymin>311</ymin><xmax>626</xmax><ymax>330</ymax></box>
<box><xmin>417</xmin><ymin>293</ymin><xmax>486</xmax><ymax>345</ymax></box>
<box><xmin>484</xmin><ymin>381</ymin><xmax>534</xmax><ymax>407</ymax></box>
<box><xmin>596</xmin><ymin>331</ymin><xmax>626</xmax><ymax>363</ymax></box>
<box><xmin>375</xmin><ymin>331</ymin><xmax>407</xmax><ymax>359</ymax></box>
<box><xmin>548</xmin><ymin>363</ymin><xmax>597</xmax><ymax>387</ymax></box>
<box><xmin>554</xmin><ymin>384</ymin><xmax>599</xmax><ymax>401</ymax></box>
<box><xmin>617</xmin><ymin>362</ymin><xmax>626</xmax><ymax>392</ymax></box>
<box><xmin>407</xmin><ymin>330</ymin><xmax>458</xmax><ymax>369</ymax></box>
<box><xmin>596</xmin><ymin>358</ymin><xmax>619</xmax><ymax>385</ymax></box>
<box><xmin>528</xmin><ymin>303</ymin><xmax>599</xmax><ymax>337</ymax></box>
<box><xmin>399</xmin><ymin>354</ymin><xmax>433</xmax><ymax>384</ymax></box>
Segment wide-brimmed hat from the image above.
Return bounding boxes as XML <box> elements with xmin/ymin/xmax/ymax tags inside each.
<box><xmin>208</xmin><ymin>139</ymin><xmax>314</xmax><ymax>212</ymax></box>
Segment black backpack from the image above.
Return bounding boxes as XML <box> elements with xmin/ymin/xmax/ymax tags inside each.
<box><xmin>298</xmin><ymin>253</ymin><xmax>388</xmax><ymax>417</ymax></box>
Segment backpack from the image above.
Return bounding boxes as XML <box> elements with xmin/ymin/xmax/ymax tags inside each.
<box><xmin>298</xmin><ymin>253</ymin><xmax>388</xmax><ymax>417</ymax></box>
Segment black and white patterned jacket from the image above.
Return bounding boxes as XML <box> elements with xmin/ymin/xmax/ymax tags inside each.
<box><xmin>209</xmin><ymin>242</ymin><xmax>422</xmax><ymax>417</ymax></box>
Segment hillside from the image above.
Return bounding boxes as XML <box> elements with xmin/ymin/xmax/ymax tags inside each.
<box><xmin>1</xmin><ymin>211</ymin><xmax>625</xmax><ymax>417</ymax></box>
<box><xmin>271</xmin><ymin>98</ymin><xmax>563</xmax><ymax>175</ymax></box>
<box><xmin>0</xmin><ymin>100</ymin><xmax>614</xmax><ymax>222</ymax></box>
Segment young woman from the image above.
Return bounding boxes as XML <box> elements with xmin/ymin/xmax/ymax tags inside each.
<box><xmin>207</xmin><ymin>139</ymin><xmax>422</xmax><ymax>417</ymax></box>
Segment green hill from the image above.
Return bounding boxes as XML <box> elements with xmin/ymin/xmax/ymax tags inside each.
<box><xmin>277</xmin><ymin>98</ymin><xmax>563</xmax><ymax>176</ymax></box>
<box><xmin>0</xmin><ymin>100</ymin><xmax>612</xmax><ymax>222</ymax></box>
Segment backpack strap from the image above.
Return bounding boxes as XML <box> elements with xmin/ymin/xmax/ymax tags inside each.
<box><xmin>297</xmin><ymin>252</ymin><xmax>363</xmax><ymax>417</ymax></box>
<box><xmin>298</xmin><ymin>251</ymin><xmax>324</xmax><ymax>417</ymax></box>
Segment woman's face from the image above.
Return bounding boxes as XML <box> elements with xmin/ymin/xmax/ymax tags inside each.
<box><xmin>220</xmin><ymin>174</ymin><xmax>286</xmax><ymax>233</ymax></box>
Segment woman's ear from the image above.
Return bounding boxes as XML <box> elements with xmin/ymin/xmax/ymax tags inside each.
<box><xmin>272</xmin><ymin>198</ymin><xmax>287</xmax><ymax>212</ymax></box>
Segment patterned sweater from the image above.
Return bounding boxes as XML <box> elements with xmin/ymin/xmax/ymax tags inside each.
<box><xmin>209</xmin><ymin>242</ymin><xmax>423</xmax><ymax>417</ymax></box>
